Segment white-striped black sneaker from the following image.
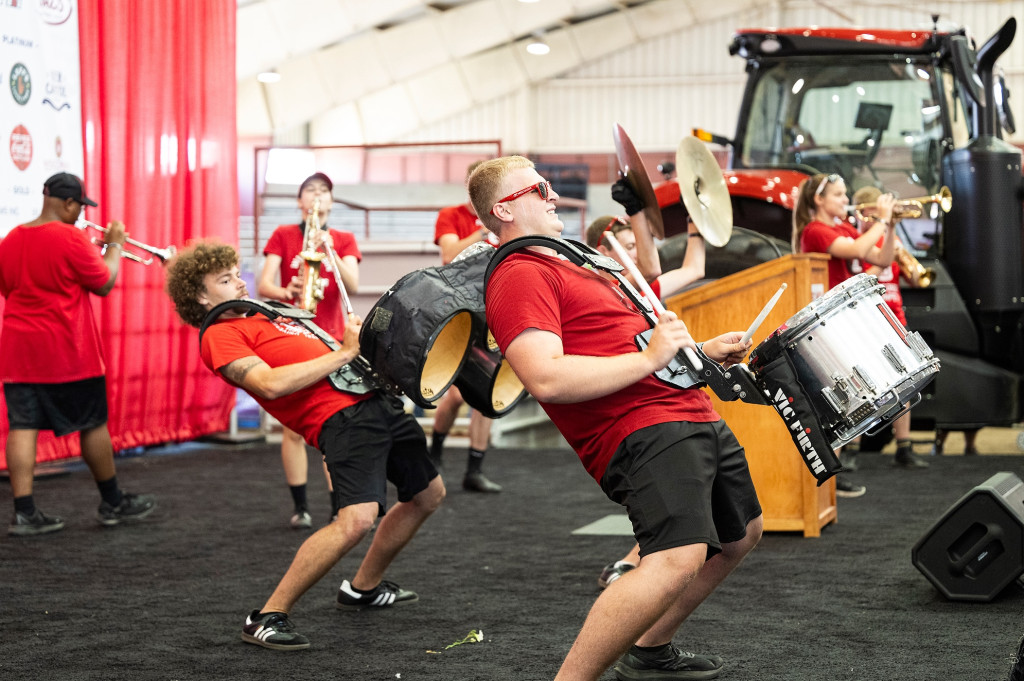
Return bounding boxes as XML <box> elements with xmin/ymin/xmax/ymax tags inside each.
<box><xmin>335</xmin><ymin>579</ymin><xmax>418</xmax><ymax>610</ymax></box>
<box><xmin>241</xmin><ymin>610</ymin><xmax>310</xmax><ymax>651</ymax></box>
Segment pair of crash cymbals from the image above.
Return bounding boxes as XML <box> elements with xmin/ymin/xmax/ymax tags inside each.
<box><xmin>612</xmin><ymin>123</ymin><xmax>732</xmax><ymax>247</ymax></box>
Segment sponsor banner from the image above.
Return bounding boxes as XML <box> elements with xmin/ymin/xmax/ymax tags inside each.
<box><xmin>1</xmin><ymin>0</ymin><xmax>83</xmax><ymax>234</ymax></box>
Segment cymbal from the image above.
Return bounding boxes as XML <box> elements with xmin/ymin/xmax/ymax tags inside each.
<box><xmin>613</xmin><ymin>123</ymin><xmax>665</xmax><ymax>239</ymax></box>
<box><xmin>676</xmin><ymin>137</ymin><xmax>733</xmax><ymax>247</ymax></box>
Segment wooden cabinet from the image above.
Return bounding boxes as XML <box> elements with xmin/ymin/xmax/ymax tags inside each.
<box><xmin>665</xmin><ymin>254</ymin><xmax>837</xmax><ymax>537</ymax></box>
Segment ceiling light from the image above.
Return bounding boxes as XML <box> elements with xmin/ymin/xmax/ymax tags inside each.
<box><xmin>526</xmin><ymin>34</ymin><xmax>550</xmax><ymax>55</ymax></box>
<box><xmin>257</xmin><ymin>70</ymin><xmax>281</xmax><ymax>84</ymax></box>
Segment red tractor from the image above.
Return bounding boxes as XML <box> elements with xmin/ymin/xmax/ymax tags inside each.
<box><xmin>661</xmin><ymin>17</ymin><xmax>1023</xmax><ymax>433</ymax></box>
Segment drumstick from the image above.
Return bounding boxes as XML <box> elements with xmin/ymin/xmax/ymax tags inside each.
<box><xmin>604</xmin><ymin>232</ymin><xmax>702</xmax><ymax>372</ymax></box>
<box><xmin>740</xmin><ymin>283</ymin><xmax>788</xmax><ymax>345</ymax></box>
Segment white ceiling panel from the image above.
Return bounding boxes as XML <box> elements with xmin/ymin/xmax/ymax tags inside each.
<box><xmin>458</xmin><ymin>45</ymin><xmax>529</xmax><ymax>103</ymax></box>
<box><xmin>571</xmin><ymin>12</ymin><xmax>636</xmax><ymax>62</ymax></box>
<box><xmin>518</xmin><ymin>29</ymin><xmax>583</xmax><ymax>82</ymax></box>
<box><xmin>309</xmin><ymin>102</ymin><xmax>365</xmax><ymax>145</ymax></box>
<box><xmin>263</xmin><ymin>0</ymin><xmax>354</xmax><ymax>59</ymax></box>
<box><xmin>375</xmin><ymin>15</ymin><xmax>451</xmax><ymax>81</ymax></box>
<box><xmin>629</xmin><ymin>0</ymin><xmax>697</xmax><ymax>38</ymax></box>
<box><xmin>437</xmin><ymin>0</ymin><xmax>513</xmax><ymax>59</ymax></box>
<box><xmin>357</xmin><ymin>84</ymin><xmax>422</xmax><ymax>143</ymax></box>
<box><xmin>337</xmin><ymin>0</ymin><xmax>425</xmax><ymax>32</ymax></box>
<box><xmin>314</xmin><ymin>34</ymin><xmax>393</xmax><ymax>105</ymax></box>
<box><xmin>406</xmin><ymin>63</ymin><xmax>474</xmax><ymax>123</ymax></box>
<box><xmin>236</xmin><ymin>3</ymin><xmax>289</xmax><ymax>79</ymax></box>
<box><xmin>264</xmin><ymin>53</ymin><xmax>333</xmax><ymax>131</ymax></box>
<box><xmin>236</xmin><ymin>78</ymin><xmax>273</xmax><ymax>136</ymax></box>
<box><xmin>501</xmin><ymin>0</ymin><xmax>575</xmax><ymax>37</ymax></box>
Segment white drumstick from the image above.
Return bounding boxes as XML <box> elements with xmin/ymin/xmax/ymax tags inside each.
<box><xmin>604</xmin><ymin>232</ymin><xmax>702</xmax><ymax>371</ymax></box>
<box><xmin>740</xmin><ymin>283</ymin><xmax>788</xmax><ymax>345</ymax></box>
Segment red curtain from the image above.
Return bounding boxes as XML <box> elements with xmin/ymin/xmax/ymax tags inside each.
<box><xmin>0</xmin><ymin>0</ymin><xmax>238</xmax><ymax>468</ymax></box>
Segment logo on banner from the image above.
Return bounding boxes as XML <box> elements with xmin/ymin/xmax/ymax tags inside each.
<box><xmin>1</xmin><ymin>0</ymin><xmax>25</xmax><ymax>9</ymax></box>
<box><xmin>10</xmin><ymin>124</ymin><xmax>33</xmax><ymax>170</ymax></box>
<box><xmin>37</xmin><ymin>0</ymin><xmax>72</xmax><ymax>24</ymax></box>
<box><xmin>10</xmin><ymin>62</ymin><xmax>31</xmax><ymax>105</ymax></box>
<box><xmin>42</xmin><ymin>69</ymin><xmax>70</xmax><ymax>111</ymax></box>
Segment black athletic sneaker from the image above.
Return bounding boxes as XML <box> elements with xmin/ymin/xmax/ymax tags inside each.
<box><xmin>598</xmin><ymin>561</ymin><xmax>637</xmax><ymax>589</ymax></box>
<box><xmin>614</xmin><ymin>643</ymin><xmax>724</xmax><ymax>681</ymax></box>
<box><xmin>241</xmin><ymin>610</ymin><xmax>310</xmax><ymax>651</ymax></box>
<box><xmin>97</xmin><ymin>493</ymin><xmax>157</xmax><ymax>526</ymax></box>
<box><xmin>8</xmin><ymin>508</ymin><xmax>65</xmax><ymax>536</ymax></box>
<box><xmin>335</xmin><ymin>579</ymin><xmax>418</xmax><ymax>609</ymax></box>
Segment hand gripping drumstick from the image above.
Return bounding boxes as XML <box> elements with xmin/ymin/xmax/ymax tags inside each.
<box><xmin>604</xmin><ymin>232</ymin><xmax>702</xmax><ymax>371</ymax></box>
<box><xmin>740</xmin><ymin>283</ymin><xmax>788</xmax><ymax>345</ymax></box>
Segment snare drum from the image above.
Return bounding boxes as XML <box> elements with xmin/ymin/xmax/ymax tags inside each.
<box><xmin>750</xmin><ymin>273</ymin><xmax>940</xmax><ymax>448</ymax></box>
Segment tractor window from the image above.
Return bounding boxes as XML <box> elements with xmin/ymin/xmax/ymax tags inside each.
<box><xmin>740</xmin><ymin>59</ymin><xmax>946</xmax><ymax>200</ymax></box>
<box><xmin>942</xmin><ymin>70</ymin><xmax>971</xmax><ymax>149</ymax></box>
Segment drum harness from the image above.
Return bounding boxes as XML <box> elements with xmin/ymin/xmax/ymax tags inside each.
<box><xmin>199</xmin><ymin>298</ymin><xmax>395</xmax><ymax>396</ymax></box>
<box><xmin>485</xmin><ymin>235</ymin><xmax>844</xmax><ymax>485</ymax></box>
<box><xmin>484</xmin><ymin>235</ymin><xmax>768</xmax><ymax>405</ymax></box>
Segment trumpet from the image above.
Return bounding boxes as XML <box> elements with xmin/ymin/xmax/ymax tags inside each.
<box><xmin>849</xmin><ymin>186</ymin><xmax>953</xmax><ymax>221</ymax></box>
<box><xmin>77</xmin><ymin>219</ymin><xmax>176</xmax><ymax>265</ymax></box>
<box><xmin>895</xmin><ymin>244</ymin><xmax>935</xmax><ymax>288</ymax></box>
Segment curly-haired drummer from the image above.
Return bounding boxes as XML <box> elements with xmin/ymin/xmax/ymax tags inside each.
<box><xmin>479</xmin><ymin>155</ymin><xmax>762</xmax><ymax>681</ymax></box>
<box><xmin>165</xmin><ymin>241</ymin><xmax>444</xmax><ymax>651</ymax></box>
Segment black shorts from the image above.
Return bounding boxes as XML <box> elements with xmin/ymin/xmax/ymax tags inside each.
<box><xmin>4</xmin><ymin>377</ymin><xmax>109</xmax><ymax>437</ymax></box>
<box><xmin>600</xmin><ymin>420</ymin><xmax>762</xmax><ymax>560</ymax></box>
<box><xmin>317</xmin><ymin>393</ymin><xmax>437</xmax><ymax>516</ymax></box>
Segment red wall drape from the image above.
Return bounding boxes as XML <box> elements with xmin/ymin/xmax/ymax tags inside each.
<box><xmin>0</xmin><ymin>0</ymin><xmax>238</xmax><ymax>468</ymax></box>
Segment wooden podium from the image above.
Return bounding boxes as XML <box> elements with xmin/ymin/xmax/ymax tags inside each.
<box><xmin>664</xmin><ymin>253</ymin><xmax>837</xmax><ymax>537</ymax></box>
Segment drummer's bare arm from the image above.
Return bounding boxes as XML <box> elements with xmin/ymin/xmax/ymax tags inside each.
<box><xmin>437</xmin><ymin>231</ymin><xmax>486</xmax><ymax>265</ymax></box>
<box><xmin>503</xmin><ymin>313</ymin><xmax>694</xmax><ymax>404</ymax></box>
<box><xmin>629</xmin><ymin>211</ymin><xmax>662</xmax><ymax>281</ymax></box>
<box><xmin>701</xmin><ymin>331</ymin><xmax>753</xmax><ymax>368</ymax></box>
<box><xmin>219</xmin><ymin>314</ymin><xmax>362</xmax><ymax>400</ymax></box>
<box><xmin>657</xmin><ymin>218</ymin><xmax>705</xmax><ymax>298</ymax></box>
<box><xmin>335</xmin><ymin>253</ymin><xmax>360</xmax><ymax>293</ymax></box>
<box><xmin>257</xmin><ymin>253</ymin><xmax>297</xmax><ymax>302</ymax></box>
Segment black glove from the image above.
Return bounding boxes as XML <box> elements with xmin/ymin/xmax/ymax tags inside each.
<box><xmin>611</xmin><ymin>178</ymin><xmax>643</xmax><ymax>216</ymax></box>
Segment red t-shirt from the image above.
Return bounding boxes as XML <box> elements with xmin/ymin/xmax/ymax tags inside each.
<box><xmin>433</xmin><ymin>204</ymin><xmax>481</xmax><ymax>246</ymax></box>
<box><xmin>486</xmin><ymin>250</ymin><xmax>718</xmax><ymax>482</ymax></box>
<box><xmin>200</xmin><ymin>315</ymin><xmax>369</xmax><ymax>446</ymax></box>
<box><xmin>800</xmin><ymin>219</ymin><xmax>860</xmax><ymax>290</ymax></box>
<box><xmin>0</xmin><ymin>221</ymin><xmax>111</xmax><ymax>382</ymax></box>
<box><xmin>263</xmin><ymin>224</ymin><xmax>361</xmax><ymax>339</ymax></box>
<box><xmin>872</xmin><ymin>236</ymin><xmax>906</xmax><ymax>325</ymax></box>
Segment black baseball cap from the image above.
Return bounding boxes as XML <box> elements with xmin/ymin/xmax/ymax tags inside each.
<box><xmin>298</xmin><ymin>172</ymin><xmax>333</xmax><ymax>197</ymax></box>
<box><xmin>43</xmin><ymin>172</ymin><xmax>98</xmax><ymax>207</ymax></box>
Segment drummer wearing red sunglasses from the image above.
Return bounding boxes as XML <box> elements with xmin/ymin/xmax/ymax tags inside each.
<box><xmin>477</xmin><ymin>155</ymin><xmax>760</xmax><ymax>681</ymax></box>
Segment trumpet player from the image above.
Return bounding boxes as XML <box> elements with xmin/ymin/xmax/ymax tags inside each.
<box><xmin>849</xmin><ymin>185</ymin><xmax>930</xmax><ymax>469</ymax></box>
<box><xmin>0</xmin><ymin>172</ymin><xmax>155</xmax><ymax>535</ymax></box>
<box><xmin>257</xmin><ymin>172</ymin><xmax>361</xmax><ymax>529</ymax></box>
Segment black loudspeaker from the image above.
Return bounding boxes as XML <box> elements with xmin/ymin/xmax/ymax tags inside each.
<box><xmin>912</xmin><ymin>472</ymin><xmax>1024</xmax><ymax>602</ymax></box>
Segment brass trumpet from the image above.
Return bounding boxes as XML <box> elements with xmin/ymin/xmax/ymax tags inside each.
<box><xmin>849</xmin><ymin>186</ymin><xmax>953</xmax><ymax>221</ymax></box>
<box><xmin>895</xmin><ymin>244</ymin><xmax>935</xmax><ymax>288</ymax></box>
<box><xmin>77</xmin><ymin>219</ymin><xmax>176</xmax><ymax>265</ymax></box>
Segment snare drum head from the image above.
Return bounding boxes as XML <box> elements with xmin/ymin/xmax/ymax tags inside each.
<box><xmin>782</xmin><ymin>273</ymin><xmax>880</xmax><ymax>339</ymax></box>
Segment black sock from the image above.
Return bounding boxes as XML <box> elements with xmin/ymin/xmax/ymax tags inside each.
<box><xmin>466</xmin><ymin>448</ymin><xmax>486</xmax><ymax>474</ymax></box>
<box><xmin>632</xmin><ymin>643</ymin><xmax>670</xmax><ymax>655</ymax></box>
<box><xmin>896</xmin><ymin>439</ymin><xmax>912</xmax><ymax>450</ymax></box>
<box><xmin>430</xmin><ymin>432</ymin><xmax>447</xmax><ymax>461</ymax></box>
<box><xmin>13</xmin><ymin>495</ymin><xmax>35</xmax><ymax>516</ymax></box>
<box><xmin>289</xmin><ymin>484</ymin><xmax>308</xmax><ymax>512</ymax></box>
<box><xmin>96</xmin><ymin>476</ymin><xmax>123</xmax><ymax>508</ymax></box>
